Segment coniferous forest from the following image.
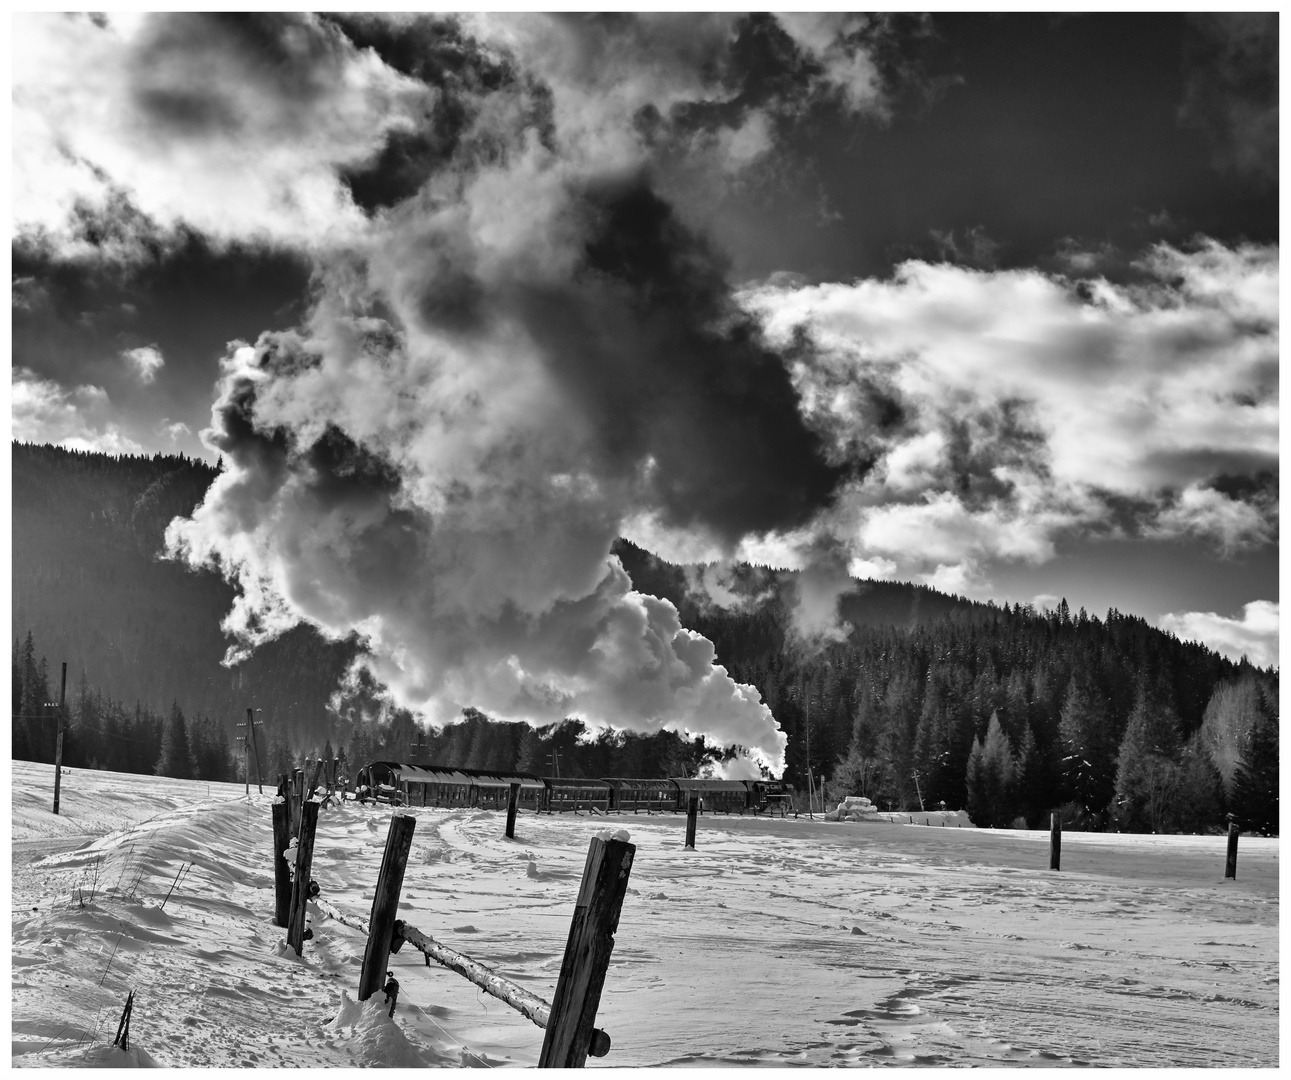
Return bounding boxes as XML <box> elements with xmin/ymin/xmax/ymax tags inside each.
<box><xmin>12</xmin><ymin>442</ymin><xmax>1278</xmax><ymax>834</ymax></box>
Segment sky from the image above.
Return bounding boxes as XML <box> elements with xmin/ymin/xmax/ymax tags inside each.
<box><xmin>10</xmin><ymin>13</ymin><xmax>1280</xmax><ymax>741</ymax></box>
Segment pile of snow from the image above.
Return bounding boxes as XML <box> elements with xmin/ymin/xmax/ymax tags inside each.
<box><xmin>824</xmin><ymin>796</ymin><xmax>884</xmax><ymax>823</ymax></box>
<box><xmin>78</xmin><ymin>1044</ymin><xmax>161</xmax><ymax>1068</ymax></box>
<box><xmin>329</xmin><ymin>991</ymin><xmax>432</xmax><ymax>1067</ymax></box>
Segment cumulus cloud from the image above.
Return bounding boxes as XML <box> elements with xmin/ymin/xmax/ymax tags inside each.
<box><xmin>1158</xmin><ymin>600</ymin><xmax>1279</xmax><ymax>669</ymax></box>
<box><xmin>740</xmin><ymin>238</ymin><xmax>1278</xmax><ymax>591</ymax></box>
<box><xmin>13</xmin><ymin>12</ymin><xmax>432</xmax><ymax>257</ymax></box>
<box><xmin>123</xmin><ymin>344</ymin><xmax>164</xmax><ymax>384</ymax></box>
<box><xmin>11</xmin><ymin>367</ymin><xmax>145</xmax><ymax>455</ymax></box>
<box><xmin>156</xmin><ymin>419</ymin><xmax>191</xmax><ymax>441</ymax></box>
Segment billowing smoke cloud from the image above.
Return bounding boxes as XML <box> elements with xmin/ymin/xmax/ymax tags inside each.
<box><xmin>146</xmin><ymin>13</ymin><xmax>900</xmax><ymax>774</ymax></box>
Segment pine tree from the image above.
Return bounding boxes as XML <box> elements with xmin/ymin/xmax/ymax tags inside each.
<box><xmin>1059</xmin><ymin>675</ymin><xmax>1115</xmax><ymax>820</ymax></box>
<box><xmin>1231</xmin><ymin>686</ymin><xmax>1279</xmax><ymax>835</ymax></box>
<box><xmin>155</xmin><ymin>701</ymin><xmax>194</xmax><ymax>779</ymax></box>
<box><xmin>1174</xmin><ymin>732</ymin><xmax>1225</xmax><ymax>835</ymax></box>
<box><xmin>965</xmin><ymin>712</ymin><xmax>1016</xmax><ymax>827</ymax></box>
<box><xmin>1109</xmin><ymin>686</ymin><xmax>1181</xmax><ymax>832</ymax></box>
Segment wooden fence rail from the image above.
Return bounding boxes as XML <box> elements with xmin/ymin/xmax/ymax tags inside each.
<box><xmin>312</xmin><ymin>893</ymin><xmax>614</xmax><ymax>1057</ymax></box>
<box><xmin>308</xmin><ymin>827</ymin><xmax>626</xmax><ymax>1063</ymax></box>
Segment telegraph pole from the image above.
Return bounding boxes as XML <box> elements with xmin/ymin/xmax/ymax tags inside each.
<box><xmin>52</xmin><ymin>662</ymin><xmax>67</xmax><ymax>814</ymax></box>
<box><xmin>236</xmin><ymin>709</ymin><xmax>266</xmax><ymax>794</ymax></box>
<box><xmin>804</xmin><ymin>692</ymin><xmax>814</xmax><ymax>819</ymax></box>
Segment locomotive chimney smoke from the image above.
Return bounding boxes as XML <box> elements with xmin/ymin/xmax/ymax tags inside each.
<box><xmin>163</xmin><ymin>14</ymin><xmax>894</xmax><ymax>774</ymax></box>
<box><xmin>156</xmin><ymin>12</ymin><xmax>903</xmax><ymax>769</ymax></box>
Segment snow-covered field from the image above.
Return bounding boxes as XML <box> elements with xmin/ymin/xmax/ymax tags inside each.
<box><xmin>10</xmin><ymin>761</ymin><xmax>1278</xmax><ymax>1067</ymax></box>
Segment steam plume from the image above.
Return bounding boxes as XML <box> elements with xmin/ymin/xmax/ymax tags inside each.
<box><xmin>163</xmin><ymin>14</ymin><xmax>893</xmax><ymax>772</ymax></box>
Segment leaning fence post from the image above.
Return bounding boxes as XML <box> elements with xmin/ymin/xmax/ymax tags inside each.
<box><xmin>538</xmin><ymin>834</ymin><xmax>635</xmax><ymax>1068</ymax></box>
<box><xmin>506</xmin><ymin>782</ymin><xmax>521</xmax><ymax>839</ymax></box>
<box><xmin>1225</xmin><ymin>820</ymin><xmax>1239</xmax><ymax>880</ymax></box>
<box><xmin>286</xmin><ymin>800</ymin><xmax>320</xmax><ymax>954</ymax></box>
<box><xmin>684</xmin><ymin>795</ymin><xmax>699</xmax><ymax>850</ymax></box>
<box><xmin>358</xmin><ymin>812</ymin><xmax>417</xmax><ymax>1001</ymax></box>
<box><xmin>1049</xmin><ymin>810</ymin><xmax>1061</xmax><ymax>871</ymax></box>
<box><xmin>113</xmin><ymin>989</ymin><xmax>134</xmax><ymax>1051</ymax></box>
<box><xmin>272</xmin><ymin>800</ymin><xmax>292</xmax><ymax>927</ymax></box>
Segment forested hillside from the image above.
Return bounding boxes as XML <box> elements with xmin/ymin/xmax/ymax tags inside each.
<box><xmin>12</xmin><ymin>442</ymin><xmax>1278</xmax><ymax>833</ymax></box>
<box><xmin>12</xmin><ymin>442</ymin><xmax>357</xmax><ymax>746</ymax></box>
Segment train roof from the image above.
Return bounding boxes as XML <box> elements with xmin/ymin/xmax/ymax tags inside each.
<box><xmin>368</xmin><ymin>762</ymin><xmax>545</xmax><ymax>789</ymax></box>
<box><xmin>670</xmin><ymin>777</ymin><xmax>750</xmax><ymax>792</ymax></box>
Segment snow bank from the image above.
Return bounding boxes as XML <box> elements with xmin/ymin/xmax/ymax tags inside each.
<box><xmin>881</xmin><ymin>808</ymin><xmax>975</xmax><ymax>827</ymax></box>
<box><xmin>78</xmin><ymin>1044</ymin><xmax>161</xmax><ymax>1068</ymax></box>
<box><xmin>329</xmin><ymin>990</ymin><xmax>432</xmax><ymax>1067</ymax></box>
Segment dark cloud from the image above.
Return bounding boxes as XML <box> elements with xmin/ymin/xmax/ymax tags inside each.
<box><xmin>327</xmin><ymin>15</ymin><xmax>542</xmax><ymax>213</ymax></box>
<box><xmin>520</xmin><ymin>179</ymin><xmax>845</xmax><ymax>543</ymax></box>
<box><xmin>1180</xmin><ymin>13</ymin><xmax>1278</xmax><ymax>186</ymax></box>
<box><xmin>130</xmin><ymin>13</ymin><xmax>359</xmax><ymax>140</ymax></box>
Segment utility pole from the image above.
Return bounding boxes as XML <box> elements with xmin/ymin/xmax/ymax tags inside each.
<box><xmin>548</xmin><ymin>749</ymin><xmax>561</xmax><ymax>778</ymax></box>
<box><xmin>911</xmin><ymin>769</ymin><xmax>925</xmax><ymax>812</ymax></box>
<box><xmin>236</xmin><ymin>709</ymin><xmax>266</xmax><ymax>795</ymax></box>
<box><xmin>804</xmin><ymin>692</ymin><xmax>814</xmax><ymax>820</ymax></box>
<box><xmin>52</xmin><ymin>662</ymin><xmax>67</xmax><ymax>815</ymax></box>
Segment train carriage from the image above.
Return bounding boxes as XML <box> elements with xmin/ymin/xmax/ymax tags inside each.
<box><xmin>603</xmin><ymin>777</ymin><xmax>680</xmax><ymax>813</ymax></box>
<box><xmin>541</xmin><ymin>777</ymin><xmax>612</xmax><ymax>814</ymax></box>
<box><xmin>671</xmin><ymin>777</ymin><xmax>753</xmax><ymax>814</ymax></box>
<box><xmin>460</xmin><ymin>768</ymin><xmax>546</xmax><ymax>810</ymax></box>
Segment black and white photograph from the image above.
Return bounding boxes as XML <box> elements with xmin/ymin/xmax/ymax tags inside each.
<box><xmin>10</xmin><ymin>10</ymin><xmax>1278</xmax><ymax>1067</ymax></box>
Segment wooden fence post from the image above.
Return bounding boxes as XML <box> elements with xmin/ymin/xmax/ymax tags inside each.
<box><xmin>286</xmin><ymin>800</ymin><xmax>320</xmax><ymax>954</ymax></box>
<box><xmin>506</xmin><ymin>783</ymin><xmax>520</xmax><ymax>839</ymax></box>
<box><xmin>113</xmin><ymin>989</ymin><xmax>135</xmax><ymax>1051</ymax></box>
<box><xmin>306</xmin><ymin>758</ymin><xmax>324</xmax><ymax>801</ymax></box>
<box><xmin>53</xmin><ymin>662</ymin><xmax>67</xmax><ymax>814</ymax></box>
<box><xmin>1049</xmin><ymin>811</ymin><xmax>1061</xmax><ymax>871</ymax></box>
<box><xmin>358</xmin><ymin>812</ymin><xmax>417</xmax><ymax>1001</ymax></box>
<box><xmin>1225</xmin><ymin>821</ymin><xmax>1239</xmax><ymax>880</ymax></box>
<box><xmin>293</xmin><ymin>769</ymin><xmax>305</xmax><ymax>835</ymax></box>
<box><xmin>272</xmin><ymin>800</ymin><xmax>292</xmax><ymax>927</ymax></box>
<box><xmin>684</xmin><ymin>795</ymin><xmax>698</xmax><ymax>850</ymax></box>
<box><xmin>538</xmin><ymin>835</ymin><xmax>635</xmax><ymax>1068</ymax></box>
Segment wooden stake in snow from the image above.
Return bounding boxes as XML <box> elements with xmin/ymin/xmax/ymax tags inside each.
<box><xmin>1225</xmin><ymin>820</ymin><xmax>1239</xmax><ymax>880</ymax></box>
<box><xmin>684</xmin><ymin>795</ymin><xmax>698</xmax><ymax>850</ymax></box>
<box><xmin>291</xmin><ymin>769</ymin><xmax>304</xmax><ymax>838</ymax></box>
<box><xmin>358</xmin><ymin>812</ymin><xmax>416</xmax><ymax>1002</ymax></box>
<box><xmin>539</xmin><ymin>834</ymin><xmax>635</xmax><ymax>1068</ymax></box>
<box><xmin>1049</xmin><ymin>811</ymin><xmax>1061</xmax><ymax>871</ymax></box>
<box><xmin>306</xmin><ymin>758</ymin><xmax>324</xmax><ymax>800</ymax></box>
<box><xmin>506</xmin><ymin>782</ymin><xmax>520</xmax><ymax>839</ymax></box>
<box><xmin>272</xmin><ymin>800</ymin><xmax>292</xmax><ymax>927</ymax></box>
<box><xmin>113</xmin><ymin>990</ymin><xmax>134</xmax><ymax>1052</ymax></box>
<box><xmin>286</xmin><ymin>800</ymin><xmax>320</xmax><ymax>954</ymax></box>
<box><xmin>53</xmin><ymin>662</ymin><xmax>67</xmax><ymax>815</ymax></box>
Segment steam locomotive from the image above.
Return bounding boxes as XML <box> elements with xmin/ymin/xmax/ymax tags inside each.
<box><xmin>354</xmin><ymin>761</ymin><xmax>793</xmax><ymax>816</ymax></box>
